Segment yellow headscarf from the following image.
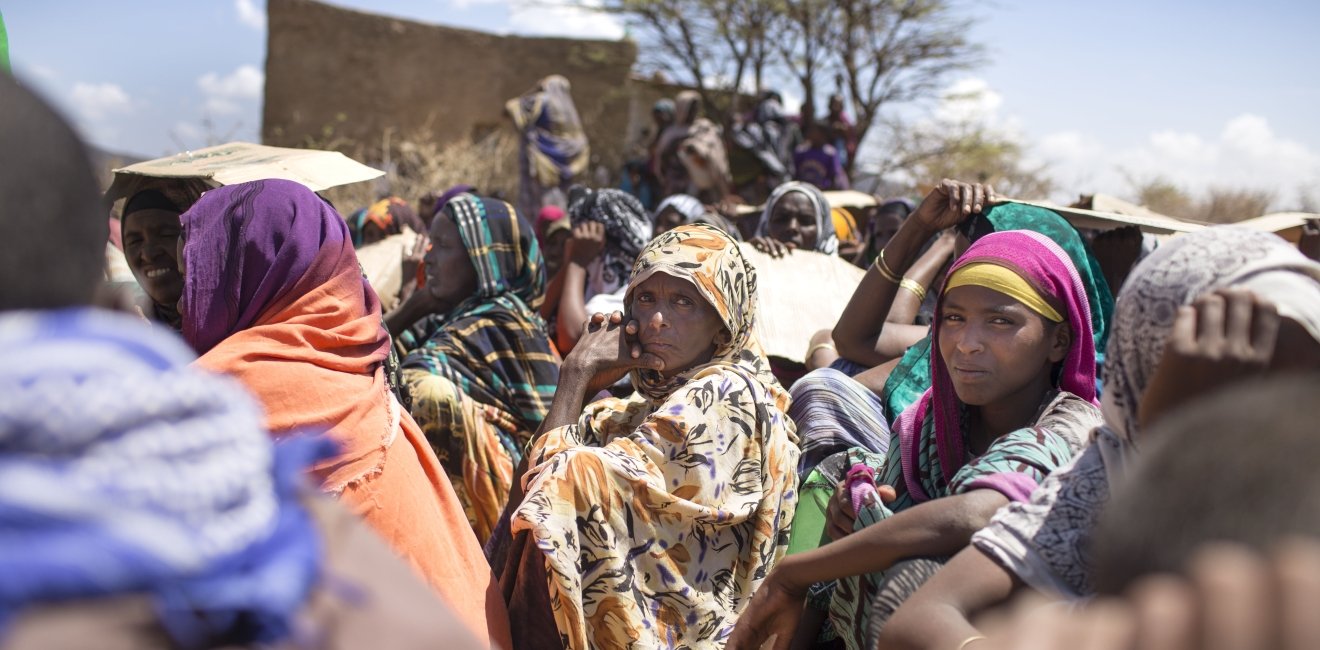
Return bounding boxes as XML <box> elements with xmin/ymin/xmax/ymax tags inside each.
<box><xmin>945</xmin><ymin>262</ymin><xmax>1063</xmax><ymax>322</ymax></box>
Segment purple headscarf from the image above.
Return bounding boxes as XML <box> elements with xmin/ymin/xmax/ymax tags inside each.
<box><xmin>179</xmin><ymin>179</ymin><xmax>365</xmax><ymax>354</ymax></box>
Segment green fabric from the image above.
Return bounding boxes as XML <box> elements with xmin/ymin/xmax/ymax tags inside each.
<box><xmin>880</xmin><ymin>203</ymin><xmax>1114</xmax><ymax>420</ymax></box>
<box><xmin>1</xmin><ymin>10</ymin><xmax>10</xmax><ymax>73</ymax></box>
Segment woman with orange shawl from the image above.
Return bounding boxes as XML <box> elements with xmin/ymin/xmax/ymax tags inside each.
<box><xmin>177</xmin><ymin>179</ymin><xmax>511</xmax><ymax>648</ymax></box>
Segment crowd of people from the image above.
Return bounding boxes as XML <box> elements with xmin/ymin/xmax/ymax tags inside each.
<box><xmin>5</xmin><ymin>60</ymin><xmax>1320</xmax><ymax>650</ymax></box>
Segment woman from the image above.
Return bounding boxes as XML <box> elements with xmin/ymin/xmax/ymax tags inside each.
<box><xmin>177</xmin><ymin>179</ymin><xmax>511</xmax><ymax>648</ymax></box>
<box><xmin>507</xmin><ymin>75</ymin><xmax>590</xmax><ymax>224</ymax></box>
<box><xmin>654</xmin><ymin>91</ymin><xmax>732</xmax><ymax>202</ymax></box>
<box><xmin>394</xmin><ymin>194</ymin><xmax>559</xmax><ymax>542</ymax></box>
<box><xmin>119</xmin><ymin>189</ymin><xmax>186</xmax><ymax>328</ymax></box>
<box><xmin>554</xmin><ymin>188</ymin><xmax>652</xmax><ymax>352</ymax></box>
<box><xmin>728</xmin><ymin>226</ymin><xmax>1103</xmax><ymax>650</ymax></box>
<box><xmin>652</xmin><ymin>192</ymin><xmax>743</xmax><ymax>239</ymax></box>
<box><xmin>346</xmin><ymin>195</ymin><xmax>425</xmax><ymax>247</ymax></box>
<box><xmin>501</xmin><ymin>224</ymin><xmax>801</xmax><ymax>649</ymax></box>
<box><xmin>749</xmin><ymin>181</ymin><xmax>839</xmax><ymax>257</ymax></box>
<box><xmin>877</xmin><ymin>226</ymin><xmax>1320</xmax><ymax>650</ymax></box>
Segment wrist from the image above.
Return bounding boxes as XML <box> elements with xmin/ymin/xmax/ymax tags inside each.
<box><xmin>772</xmin><ymin>557</ymin><xmax>812</xmax><ymax>597</ymax></box>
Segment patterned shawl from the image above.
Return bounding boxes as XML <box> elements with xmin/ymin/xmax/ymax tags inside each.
<box><xmin>882</xmin><ymin>203</ymin><xmax>1113</xmax><ymax>420</ymax></box>
<box><xmin>888</xmin><ymin>230</ymin><xmax>1097</xmax><ymax>504</ymax></box>
<box><xmin>400</xmin><ymin>194</ymin><xmax>559</xmax><ymax>434</ymax></box>
<box><xmin>0</xmin><ymin>308</ymin><xmax>323</xmax><ymax>645</ymax></box>
<box><xmin>506</xmin><ymin>75</ymin><xmax>589</xmax><ymax>189</ymax></box>
<box><xmin>755</xmin><ymin>181</ymin><xmax>839</xmax><ymax>255</ymax></box>
<box><xmin>512</xmin><ymin>224</ymin><xmax>800</xmax><ymax>648</ymax></box>
<box><xmin>972</xmin><ymin>226</ymin><xmax>1320</xmax><ymax>598</ymax></box>
<box><xmin>568</xmin><ymin>187</ymin><xmax>653</xmax><ymax>299</ymax></box>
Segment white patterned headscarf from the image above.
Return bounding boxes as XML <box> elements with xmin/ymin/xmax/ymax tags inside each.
<box><xmin>1102</xmin><ymin>226</ymin><xmax>1320</xmax><ymax>443</ymax></box>
<box><xmin>755</xmin><ymin>181</ymin><xmax>837</xmax><ymax>255</ymax></box>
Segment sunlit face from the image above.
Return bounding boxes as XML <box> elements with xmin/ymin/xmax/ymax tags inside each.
<box><xmin>767</xmin><ymin>192</ymin><xmax>819</xmax><ymax>250</ymax></box>
<box><xmin>630</xmin><ymin>272</ymin><xmax>727</xmax><ymax>377</ymax></box>
<box><xmin>938</xmin><ymin>285</ymin><xmax>1069</xmax><ymax>407</ymax></box>
<box><xmin>423</xmin><ymin>215</ymin><xmax>479</xmax><ymax>311</ymax></box>
<box><xmin>123</xmin><ymin>209</ymin><xmax>184</xmax><ymax>307</ymax></box>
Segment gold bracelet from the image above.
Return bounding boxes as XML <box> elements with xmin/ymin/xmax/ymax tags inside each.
<box><xmin>806</xmin><ymin>341</ymin><xmax>837</xmax><ymax>359</ymax></box>
<box><xmin>873</xmin><ymin>248</ymin><xmax>902</xmax><ymax>283</ymax></box>
<box><xmin>899</xmin><ymin>278</ymin><xmax>928</xmax><ymax>302</ymax></box>
<box><xmin>956</xmin><ymin>635</ymin><xmax>988</xmax><ymax>650</ymax></box>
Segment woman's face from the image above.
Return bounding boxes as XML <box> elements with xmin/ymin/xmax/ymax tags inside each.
<box><xmin>653</xmin><ymin>207</ymin><xmax>687</xmax><ymax>238</ymax></box>
<box><xmin>630</xmin><ymin>272</ymin><xmax>727</xmax><ymax>377</ymax></box>
<box><xmin>543</xmin><ymin>229</ymin><xmax>570</xmax><ymax>275</ymax></box>
<box><xmin>767</xmin><ymin>192</ymin><xmax>819</xmax><ymax>251</ymax></box>
<box><xmin>938</xmin><ymin>285</ymin><xmax>1070</xmax><ymax>407</ymax></box>
<box><xmin>123</xmin><ymin>209</ymin><xmax>184</xmax><ymax>307</ymax></box>
<box><xmin>423</xmin><ymin>215</ymin><xmax>479</xmax><ymax>311</ymax></box>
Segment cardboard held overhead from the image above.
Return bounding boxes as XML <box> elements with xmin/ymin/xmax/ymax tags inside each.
<box><xmin>354</xmin><ymin>228</ymin><xmax>424</xmax><ymax>313</ymax></box>
<box><xmin>1009</xmin><ymin>199</ymin><xmax>1204</xmax><ymax>236</ymax></box>
<box><xmin>1235</xmin><ymin>212</ymin><xmax>1317</xmax><ymax>244</ymax></box>
<box><xmin>739</xmin><ymin>244</ymin><xmax>867</xmax><ymax>363</ymax></box>
<box><xmin>104</xmin><ymin>141</ymin><xmax>384</xmax><ymax>205</ymax></box>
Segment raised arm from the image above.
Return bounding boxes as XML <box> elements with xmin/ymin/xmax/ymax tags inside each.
<box><xmin>833</xmin><ymin>181</ymin><xmax>995</xmax><ymax>366</ymax></box>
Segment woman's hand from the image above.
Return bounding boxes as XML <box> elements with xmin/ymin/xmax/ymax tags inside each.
<box><xmin>725</xmin><ymin>569</ymin><xmax>810</xmax><ymax>650</ymax></box>
<box><xmin>563</xmin><ymin>311</ymin><xmax>665</xmax><ymax>394</ymax></box>
<box><xmin>570</xmin><ymin>221</ymin><xmax>607</xmax><ymax>267</ymax></box>
<box><xmin>750</xmin><ymin>236</ymin><xmax>793</xmax><ymax>258</ymax></box>
<box><xmin>826</xmin><ymin>480</ymin><xmax>897</xmax><ymax>541</ymax></box>
<box><xmin>910</xmin><ymin>179</ymin><xmax>998</xmax><ymax>234</ymax></box>
<box><xmin>1138</xmin><ymin>288</ymin><xmax>1280</xmax><ymax>431</ymax></box>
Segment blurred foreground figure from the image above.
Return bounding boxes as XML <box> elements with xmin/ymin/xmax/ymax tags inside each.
<box><xmin>0</xmin><ymin>73</ymin><xmax>481</xmax><ymax>650</ymax></box>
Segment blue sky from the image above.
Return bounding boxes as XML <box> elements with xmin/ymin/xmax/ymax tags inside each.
<box><xmin>6</xmin><ymin>0</ymin><xmax>1319</xmax><ymax>206</ymax></box>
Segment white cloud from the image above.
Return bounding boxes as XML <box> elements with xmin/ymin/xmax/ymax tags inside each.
<box><xmin>197</xmin><ymin>65</ymin><xmax>264</xmax><ymax>115</ymax></box>
<box><xmin>1031</xmin><ymin>114</ymin><xmax>1320</xmax><ymax>208</ymax></box>
<box><xmin>236</xmin><ymin>0</ymin><xmax>266</xmax><ymax>30</ymax></box>
<box><xmin>508</xmin><ymin>0</ymin><xmax>625</xmax><ymax>39</ymax></box>
<box><xmin>449</xmin><ymin>0</ymin><xmax>503</xmax><ymax>9</ymax></box>
<box><xmin>934</xmin><ymin>77</ymin><xmax>1003</xmax><ymax>125</ymax></box>
<box><xmin>70</xmin><ymin>82</ymin><xmax>134</xmax><ymax>121</ymax></box>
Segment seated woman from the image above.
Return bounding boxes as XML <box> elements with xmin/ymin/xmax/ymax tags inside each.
<box><xmin>499</xmin><ymin>224</ymin><xmax>801</xmax><ymax>649</ymax></box>
<box><xmin>877</xmin><ymin>226</ymin><xmax>1320</xmax><ymax>650</ymax></box>
<box><xmin>651</xmin><ymin>193</ymin><xmax>742</xmax><ymax>239</ymax></box>
<box><xmin>553</xmin><ymin>188</ymin><xmax>652</xmax><ymax>352</ymax></box>
<box><xmin>345</xmin><ymin>195</ymin><xmax>425</xmax><ymax>247</ymax></box>
<box><xmin>391</xmin><ymin>194</ymin><xmax>559</xmax><ymax>543</ymax></box>
<box><xmin>177</xmin><ymin>179</ymin><xmax>511</xmax><ymax>648</ymax></box>
<box><xmin>794</xmin><ymin>190</ymin><xmax>1114</xmax><ymax>479</ymax></box>
<box><xmin>748</xmin><ymin>181</ymin><xmax>838</xmax><ymax>257</ymax></box>
<box><xmin>728</xmin><ymin>227</ymin><xmax>1103</xmax><ymax>650</ymax></box>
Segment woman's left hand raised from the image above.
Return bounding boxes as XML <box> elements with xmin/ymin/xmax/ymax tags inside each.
<box><xmin>564</xmin><ymin>311</ymin><xmax>665</xmax><ymax>394</ymax></box>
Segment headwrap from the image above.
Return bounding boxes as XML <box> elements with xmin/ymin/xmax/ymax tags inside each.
<box><xmin>652</xmin><ymin>98</ymin><xmax>675</xmax><ymax>118</ymax></box>
<box><xmin>653</xmin><ymin>193</ymin><xmax>704</xmax><ymax>225</ymax></box>
<box><xmin>891</xmin><ymin>230</ymin><xmax>1096</xmax><ymax>503</ymax></box>
<box><xmin>568</xmin><ymin>187</ymin><xmax>652</xmax><ymax>299</ymax></box>
<box><xmin>534</xmin><ymin>204</ymin><xmax>568</xmax><ymax>245</ymax></box>
<box><xmin>179</xmin><ymin>180</ymin><xmax>397</xmax><ymax>492</ymax></box>
<box><xmin>625</xmin><ymin>223</ymin><xmax>784</xmax><ymax>404</ymax></box>
<box><xmin>1102</xmin><ymin>226</ymin><xmax>1320</xmax><ymax>443</ymax></box>
<box><xmin>882</xmin><ymin>203</ymin><xmax>1113</xmax><ymax>419</ymax></box>
<box><xmin>347</xmin><ymin>196</ymin><xmax>424</xmax><ymax>246</ymax></box>
<box><xmin>946</xmin><ymin>262</ymin><xmax>1064</xmax><ymax>322</ymax></box>
<box><xmin>0</xmin><ymin>308</ymin><xmax>324</xmax><ymax>645</ymax></box>
<box><xmin>400</xmin><ymin>194</ymin><xmax>558</xmax><ymax>429</ymax></box>
<box><xmin>431</xmin><ymin>184</ymin><xmax>476</xmax><ymax>219</ymax></box>
<box><xmin>123</xmin><ymin>189</ymin><xmax>181</xmax><ymax>217</ymax></box>
<box><xmin>756</xmin><ymin>181</ymin><xmax>839</xmax><ymax>254</ymax></box>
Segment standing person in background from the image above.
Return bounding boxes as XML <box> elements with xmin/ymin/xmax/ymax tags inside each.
<box><xmin>826</xmin><ymin>93</ymin><xmax>857</xmax><ymax>175</ymax></box>
<box><xmin>507</xmin><ymin>74</ymin><xmax>589</xmax><ymax>226</ymax></box>
<box><xmin>654</xmin><ymin>91</ymin><xmax>733</xmax><ymax>203</ymax></box>
<box><xmin>793</xmin><ymin>121</ymin><xmax>850</xmax><ymax>191</ymax></box>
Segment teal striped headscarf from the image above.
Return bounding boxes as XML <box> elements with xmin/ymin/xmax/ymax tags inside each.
<box><xmin>400</xmin><ymin>194</ymin><xmax>558</xmax><ymax>430</ymax></box>
<box><xmin>881</xmin><ymin>203</ymin><xmax>1114</xmax><ymax>420</ymax></box>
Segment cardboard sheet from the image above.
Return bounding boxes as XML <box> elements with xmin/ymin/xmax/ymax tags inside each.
<box><xmin>354</xmin><ymin>228</ymin><xmax>423</xmax><ymax>312</ymax></box>
<box><xmin>739</xmin><ymin>244</ymin><xmax>867</xmax><ymax>363</ymax></box>
<box><xmin>105</xmin><ymin>141</ymin><xmax>384</xmax><ymax>204</ymax></box>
